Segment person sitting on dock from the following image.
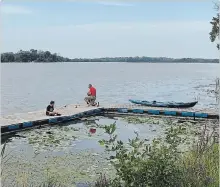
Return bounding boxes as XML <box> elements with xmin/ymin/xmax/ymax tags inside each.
<box><xmin>84</xmin><ymin>84</ymin><xmax>99</xmax><ymax>106</ymax></box>
<box><xmin>46</xmin><ymin>101</ymin><xmax>61</xmax><ymax>116</ymax></box>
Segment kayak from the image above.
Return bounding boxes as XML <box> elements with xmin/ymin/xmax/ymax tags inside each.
<box><xmin>129</xmin><ymin>99</ymin><xmax>198</xmax><ymax>108</ymax></box>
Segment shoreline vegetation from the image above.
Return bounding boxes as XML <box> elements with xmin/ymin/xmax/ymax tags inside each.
<box><xmin>1</xmin><ymin>119</ymin><xmax>219</xmax><ymax>187</ymax></box>
<box><xmin>1</xmin><ymin>49</ymin><xmax>219</xmax><ymax>63</ymax></box>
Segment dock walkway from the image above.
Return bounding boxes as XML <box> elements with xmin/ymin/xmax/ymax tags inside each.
<box><xmin>1</xmin><ymin>104</ymin><xmax>104</xmax><ymax>134</ymax></box>
<box><xmin>1</xmin><ymin>103</ymin><xmax>219</xmax><ymax>134</ymax></box>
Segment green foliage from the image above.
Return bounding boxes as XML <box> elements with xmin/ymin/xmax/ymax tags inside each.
<box><xmin>1</xmin><ymin>49</ymin><xmax>72</xmax><ymax>63</ymax></box>
<box><xmin>210</xmin><ymin>3</ymin><xmax>219</xmax><ymax>49</ymax></box>
<box><xmin>99</xmin><ymin>123</ymin><xmax>186</xmax><ymax>187</ymax></box>
<box><xmin>123</xmin><ymin>116</ymin><xmax>165</xmax><ymax>124</ymax></box>
<box><xmin>99</xmin><ymin>122</ymin><xmax>219</xmax><ymax>187</ymax></box>
<box><xmin>180</xmin><ymin>125</ymin><xmax>219</xmax><ymax>187</ymax></box>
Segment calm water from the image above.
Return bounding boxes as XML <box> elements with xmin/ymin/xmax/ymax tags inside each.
<box><xmin>1</xmin><ymin>62</ymin><xmax>219</xmax><ymax>115</ymax></box>
<box><xmin>1</xmin><ymin>62</ymin><xmax>219</xmax><ymax>186</ymax></box>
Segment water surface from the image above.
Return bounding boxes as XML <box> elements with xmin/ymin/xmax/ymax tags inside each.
<box><xmin>1</xmin><ymin>63</ymin><xmax>219</xmax><ymax>115</ymax></box>
<box><xmin>1</xmin><ymin>116</ymin><xmax>166</xmax><ymax>186</ymax></box>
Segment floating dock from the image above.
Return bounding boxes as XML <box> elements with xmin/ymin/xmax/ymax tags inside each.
<box><xmin>1</xmin><ymin>103</ymin><xmax>219</xmax><ymax>135</ymax></box>
<box><xmin>1</xmin><ymin>104</ymin><xmax>104</xmax><ymax>134</ymax></box>
<box><xmin>106</xmin><ymin>104</ymin><xmax>219</xmax><ymax>119</ymax></box>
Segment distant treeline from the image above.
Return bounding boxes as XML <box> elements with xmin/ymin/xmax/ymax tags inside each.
<box><xmin>1</xmin><ymin>49</ymin><xmax>219</xmax><ymax>63</ymax></box>
<box><xmin>1</xmin><ymin>50</ymin><xmax>71</xmax><ymax>63</ymax></box>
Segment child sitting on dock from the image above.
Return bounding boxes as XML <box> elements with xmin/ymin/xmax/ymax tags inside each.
<box><xmin>46</xmin><ymin>101</ymin><xmax>61</xmax><ymax>116</ymax></box>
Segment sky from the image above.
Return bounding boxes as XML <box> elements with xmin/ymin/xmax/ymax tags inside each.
<box><xmin>1</xmin><ymin>0</ymin><xmax>219</xmax><ymax>59</ymax></box>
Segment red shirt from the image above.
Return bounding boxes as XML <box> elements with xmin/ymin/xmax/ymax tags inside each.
<box><xmin>89</xmin><ymin>86</ymin><xmax>96</xmax><ymax>97</ymax></box>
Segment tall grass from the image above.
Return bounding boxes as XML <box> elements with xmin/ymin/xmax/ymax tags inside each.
<box><xmin>212</xmin><ymin>77</ymin><xmax>220</xmax><ymax>103</ymax></box>
<box><xmin>215</xmin><ymin>78</ymin><xmax>220</xmax><ymax>93</ymax></box>
<box><xmin>180</xmin><ymin>124</ymin><xmax>219</xmax><ymax>187</ymax></box>
<box><xmin>94</xmin><ymin>174</ymin><xmax>110</xmax><ymax>187</ymax></box>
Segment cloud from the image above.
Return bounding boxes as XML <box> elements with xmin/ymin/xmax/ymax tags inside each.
<box><xmin>97</xmin><ymin>1</ymin><xmax>134</xmax><ymax>7</ymax></box>
<box><xmin>1</xmin><ymin>4</ymin><xmax>32</xmax><ymax>15</ymax></box>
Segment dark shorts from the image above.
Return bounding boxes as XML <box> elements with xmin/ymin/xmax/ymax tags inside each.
<box><xmin>85</xmin><ymin>96</ymin><xmax>96</xmax><ymax>102</ymax></box>
<box><xmin>46</xmin><ymin>111</ymin><xmax>54</xmax><ymax>116</ymax></box>
<box><xmin>46</xmin><ymin>112</ymin><xmax>61</xmax><ymax>116</ymax></box>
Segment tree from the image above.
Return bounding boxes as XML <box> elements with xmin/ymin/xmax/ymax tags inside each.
<box><xmin>30</xmin><ymin>49</ymin><xmax>38</xmax><ymax>61</ymax></box>
<box><xmin>209</xmin><ymin>2</ymin><xmax>219</xmax><ymax>49</ymax></box>
<box><xmin>1</xmin><ymin>52</ymin><xmax>15</xmax><ymax>62</ymax></box>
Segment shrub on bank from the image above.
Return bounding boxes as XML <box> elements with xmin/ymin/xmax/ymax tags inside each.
<box><xmin>96</xmin><ymin>122</ymin><xmax>219</xmax><ymax>187</ymax></box>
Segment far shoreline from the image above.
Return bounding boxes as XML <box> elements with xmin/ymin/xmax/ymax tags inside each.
<box><xmin>1</xmin><ymin>49</ymin><xmax>219</xmax><ymax>63</ymax></box>
<box><xmin>1</xmin><ymin>61</ymin><xmax>219</xmax><ymax>64</ymax></box>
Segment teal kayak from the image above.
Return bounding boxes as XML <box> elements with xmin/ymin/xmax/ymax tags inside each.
<box><xmin>129</xmin><ymin>99</ymin><xmax>198</xmax><ymax>108</ymax></box>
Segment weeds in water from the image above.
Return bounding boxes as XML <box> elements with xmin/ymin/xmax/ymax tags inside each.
<box><xmin>1</xmin><ymin>140</ymin><xmax>14</xmax><ymax>177</ymax></box>
<box><xmin>215</xmin><ymin>77</ymin><xmax>220</xmax><ymax>103</ymax></box>
<box><xmin>94</xmin><ymin>173</ymin><xmax>110</xmax><ymax>187</ymax></box>
<box><xmin>1</xmin><ymin>141</ymin><xmax>64</xmax><ymax>187</ymax></box>
<box><xmin>180</xmin><ymin>125</ymin><xmax>219</xmax><ymax>187</ymax></box>
<box><xmin>35</xmin><ymin>180</ymin><xmax>63</xmax><ymax>187</ymax></box>
<box><xmin>123</xmin><ymin>116</ymin><xmax>165</xmax><ymax>124</ymax></box>
<box><xmin>207</xmin><ymin>78</ymin><xmax>220</xmax><ymax>103</ymax></box>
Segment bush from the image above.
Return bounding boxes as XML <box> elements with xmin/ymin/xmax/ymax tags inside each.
<box><xmin>98</xmin><ymin>122</ymin><xmax>219</xmax><ymax>187</ymax></box>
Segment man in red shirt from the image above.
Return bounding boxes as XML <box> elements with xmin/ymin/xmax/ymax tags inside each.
<box><xmin>84</xmin><ymin>84</ymin><xmax>99</xmax><ymax>106</ymax></box>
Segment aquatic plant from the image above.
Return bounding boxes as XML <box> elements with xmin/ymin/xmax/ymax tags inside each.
<box><xmin>94</xmin><ymin>173</ymin><xmax>111</xmax><ymax>187</ymax></box>
<box><xmin>37</xmin><ymin>183</ymin><xmax>63</xmax><ymax>187</ymax></box>
<box><xmin>122</xmin><ymin>116</ymin><xmax>200</xmax><ymax>128</ymax></box>
<box><xmin>23</xmin><ymin>124</ymin><xmax>102</xmax><ymax>152</ymax></box>
<box><xmin>1</xmin><ymin>140</ymin><xmax>14</xmax><ymax>178</ymax></box>
<box><xmin>215</xmin><ymin>77</ymin><xmax>220</xmax><ymax>103</ymax></box>
<box><xmin>1</xmin><ymin>142</ymin><xmax>7</xmax><ymax>176</ymax></box>
<box><xmin>123</xmin><ymin>116</ymin><xmax>165</xmax><ymax>125</ymax></box>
